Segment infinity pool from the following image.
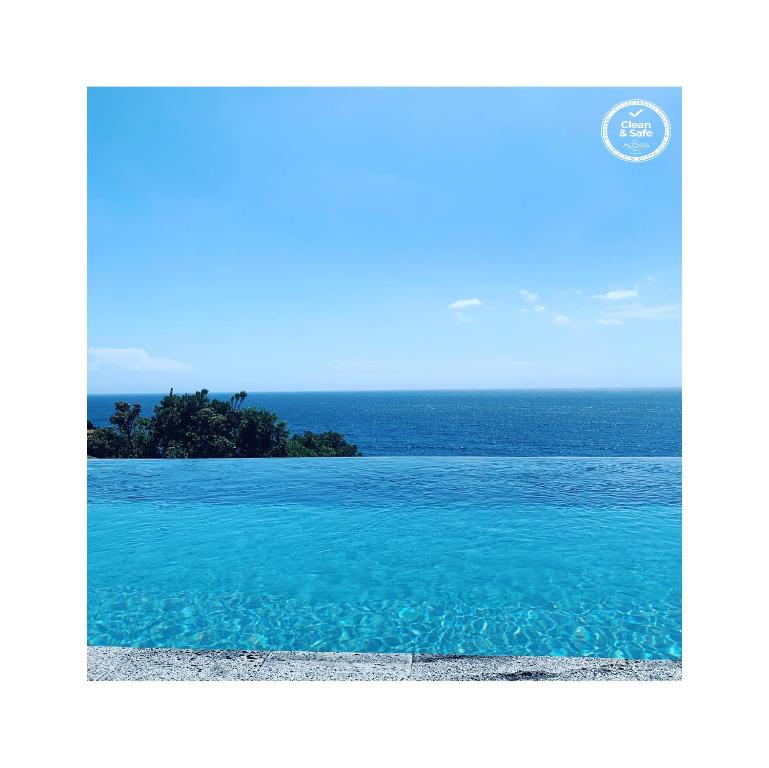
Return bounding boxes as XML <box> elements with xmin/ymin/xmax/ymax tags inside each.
<box><xmin>88</xmin><ymin>457</ymin><xmax>681</xmax><ymax>659</ymax></box>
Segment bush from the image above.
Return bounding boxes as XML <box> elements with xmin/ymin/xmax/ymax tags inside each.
<box><xmin>87</xmin><ymin>389</ymin><xmax>360</xmax><ymax>459</ymax></box>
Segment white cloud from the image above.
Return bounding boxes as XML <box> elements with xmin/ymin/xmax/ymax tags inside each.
<box><xmin>447</xmin><ymin>297</ymin><xmax>483</xmax><ymax>310</ymax></box>
<box><xmin>519</xmin><ymin>289</ymin><xmax>538</xmax><ymax>303</ymax></box>
<box><xmin>88</xmin><ymin>347</ymin><xmax>190</xmax><ymax>372</ymax></box>
<box><xmin>592</xmin><ymin>287</ymin><xmax>639</xmax><ymax>301</ymax></box>
<box><xmin>533</xmin><ymin>304</ymin><xmax>546</xmax><ymax>313</ymax></box>
<box><xmin>553</xmin><ymin>313</ymin><xmax>571</xmax><ymax>326</ymax></box>
<box><xmin>611</xmin><ymin>303</ymin><xmax>679</xmax><ymax>320</ymax></box>
<box><xmin>598</xmin><ymin>318</ymin><xmax>624</xmax><ymax>326</ymax></box>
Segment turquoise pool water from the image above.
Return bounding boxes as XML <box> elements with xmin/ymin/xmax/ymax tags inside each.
<box><xmin>88</xmin><ymin>457</ymin><xmax>681</xmax><ymax>659</ymax></box>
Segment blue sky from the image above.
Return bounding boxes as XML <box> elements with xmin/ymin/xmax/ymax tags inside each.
<box><xmin>88</xmin><ymin>87</ymin><xmax>681</xmax><ymax>393</ymax></box>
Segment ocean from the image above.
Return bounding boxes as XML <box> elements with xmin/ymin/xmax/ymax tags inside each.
<box><xmin>87</xmin><ymin>388</ymin><xmax>681</xmax><ymax>456</ymax></box>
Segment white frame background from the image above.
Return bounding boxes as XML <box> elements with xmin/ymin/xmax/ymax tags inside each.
<box><xmin>1</xmin><ymin>1</ymin><xmax>766</xmax><ymax>765</ymax></box>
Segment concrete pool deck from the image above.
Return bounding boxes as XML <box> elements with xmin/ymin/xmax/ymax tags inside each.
<box><xmin>87</xmin><ymin>646</ymin><xmax>681</xmax><ymax>681</ymax></box>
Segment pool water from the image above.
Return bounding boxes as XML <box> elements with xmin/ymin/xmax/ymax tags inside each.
<box><xmin>88</xmin><ymin>457</ymin><xmax>681</xmax><ymax>659</ymax></box>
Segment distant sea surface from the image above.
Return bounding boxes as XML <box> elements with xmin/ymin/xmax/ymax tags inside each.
<box><xmin>88</xmin><ymin>389</ymin><xmax>681</xmax><ymax>456</ymax></box>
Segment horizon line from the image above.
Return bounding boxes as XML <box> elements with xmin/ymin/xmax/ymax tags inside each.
<box><xmin>87</xmin><ymin>385</ymin><xmax>683</xmax><ymax>395</ymax></box>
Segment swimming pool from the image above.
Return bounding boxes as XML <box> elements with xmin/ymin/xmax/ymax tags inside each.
<box><xmin>88</xmin><ymin>457</ymin><xmax>681</xmax><ymax>659</ymax></box>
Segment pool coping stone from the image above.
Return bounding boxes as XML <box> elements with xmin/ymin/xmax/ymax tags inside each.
<box><xmin>87</xmin><ymin>646</ymin><xmax>681</xmax><ymax>681</ymax></box>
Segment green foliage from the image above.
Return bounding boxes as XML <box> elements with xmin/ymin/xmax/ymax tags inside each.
<box><xmin>87</xmin><ymin>427</ymin><xmax>119</xmax><ymax>458</ymax></box>
<box><xmin>237</xmin><ymin>408</ymin><xmax>289</xmax><ymax>457</ymax></box>
<box><xmin>287</xmin><ymin>431</ymin><xmax>360</xmax><ymax>457</ymax></box>
<box><xmin>87</xmin><ymin>389</ymin><xmax>360</xmax><ymax>459</ymax></box>
<box><xmin>87</xmin><ymin>401</ymin><xmax>155</xmax><ymax>457</ymax></box>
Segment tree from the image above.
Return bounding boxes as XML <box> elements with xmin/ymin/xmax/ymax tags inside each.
<box><xmin>87</xmin><ymin>427</ymin><xmax>119</xmax><ymax>458</ymax></box>
<box><xmin>230</xmin><ymin>391</ymin><xmax>247</xmax><ymax>410</ymax></box>
<box><xmin>288</xmin><ymin>431</ymin><xmax>359</xmax><ymax>457</ymax></box>
<box><xmin>237</xmin><ymin>408</ymin><xmax>289</xmax><ymax>457</ymax></box>
<box><xmin>88</xmin><ymin>401</ymin><xmax>155</xmax><ymax>457</ymax></box>
<box><xmin>109</xmin><ymin>401</ymin><xmax>142</xmax><ymax>438</ymax></box>
<box><xmin>87</xmin><ymin>389</ymin><xmax>360</xmax><ymax>458</ymax></box>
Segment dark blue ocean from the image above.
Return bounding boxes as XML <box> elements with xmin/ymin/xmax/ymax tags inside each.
<box><xmin>87</xmin><ymin>389</ymin><xmax>681</xmax><ymax>456</ymax></box>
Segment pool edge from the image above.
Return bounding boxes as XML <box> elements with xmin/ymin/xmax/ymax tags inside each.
<box><xmin>87</xmin><ymin>646</ymin><xmax>682</xmax><ymax>681</ymax></box>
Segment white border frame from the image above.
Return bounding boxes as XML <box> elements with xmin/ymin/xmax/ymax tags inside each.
<box><xmin>2</xmin><ymin>1</ymin><xmax>768</xmax><ymax>766</ymax></box>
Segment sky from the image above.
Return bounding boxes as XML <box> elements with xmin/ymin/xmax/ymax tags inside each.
<box><xmin>88</xmin><ymin>87</ymin><xmax>681</xmax><ymax>393</ymax></box>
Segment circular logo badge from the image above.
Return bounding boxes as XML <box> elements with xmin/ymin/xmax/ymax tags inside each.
<box><xmin>601</xmin><ymin>100</ymin><xmax>671</xmax><ymax>162</ymax></box>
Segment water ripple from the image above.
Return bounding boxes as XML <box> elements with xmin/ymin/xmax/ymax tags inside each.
<box><xmin>88</xmin><ymin>457</ymin><xmax>681</xmax><ymax>659</ymax></box>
